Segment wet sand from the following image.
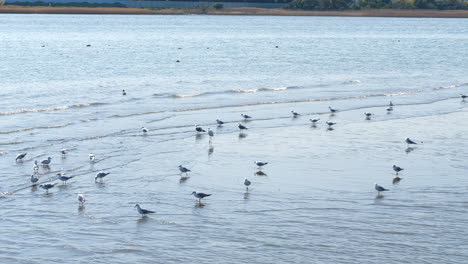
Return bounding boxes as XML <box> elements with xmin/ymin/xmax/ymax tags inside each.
<box><xmin>1</xmin><ymin>6</ymin><xmax>468</xmax><ymax>18</ymax></box>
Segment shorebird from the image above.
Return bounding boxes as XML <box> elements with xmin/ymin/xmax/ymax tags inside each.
<box><xmin>291</xmin><ymin>110</ymin><xmax>300</xmax><ymax>117</ymax></box>
<box><xmin>61</xmin><ymin>149</ymin><xmax>67</xmax><ymax>157</ymax></box>
<box><xmin>16</xmin><ymin>153</ymin><xmax>27</xmax><ymax>162</ymax></box>
<box><xmin>328</xmin><ymin>106</ymin><xmax>338</xmax><ymax>113</ymax></box>
<box><xmin>192</xmin><ymin>191</ymin><xmax>211</xmax><ymax>203</ymax></box>
<box><xmin>78</xmin><ymin>193</ymin><xmax>86</xmax><ymax>206</ymax></box>
<box><xmin>41</xmin><ymin>157</ymin><xmax>52</xmax><ymax>167</ymax></box>
<box><xmin>216</xmin><ymin>119</ymin><xmax>225</xmax><ymax>126</ymax></box>
<box><xmin>241</xmin><ymin>114</ymin><xmax>252</xmax><ymax>120</ymax></box>
<box><xmin>39</xmin><ymin>183</ymin><xmax>57</xmax><ymax>193</ymax></box>
<box><xmin>142</xmin><ymin>127</ymin><xmax>148</xmax><ymax>134</ymax></box>
<box><xmin>374</xmin><ymin>183</ymin><xmax>389</xmax><ymax>195</ymax></box>
<box><xmin>364</xmin><ymin>112</ymin><xmax>373</xmax><ymax>118</ymax></box>
<box><xmin>33</xmin><ymin>160</ymin><xmax>39</xmax><ymax>173</ymax></box>
<box><xmin>460</xmin><ymin>94</ymin><xmax>467</xmax><ymax>100</ymax></box>
<box><xmin>255</xmin><ymin>161</ymin><xmax>268</xmax><ymax>169</ymax></box>
<box><xmin>238</xmin><ymin>123</ymin><xmax>248</xmax><ymax>133</ymax></box>
<box><xmin>95</xmin><ymin>172</ymin><xmax>110</xmax><ymax>182</ymax></box>
<box><xmin>326</xmin><ymin>121</ymin><xmax>336</xmax><ymax>127</ymax></box>
<box><xmin>30</xmin><ymin>174</ymin><xmax>39</xmax><ymax>185</ymax></box>
<box><xmin>208</xmin><ymin>128</ymin><xmax>214</xmax><ymax>142</ymax></box>
<box><xmin>389</xmin><ymin>101</ymin><xmax>394</xmax><ymax>107</ymax></box>
<box><xmin>310</xmin><ymin>118</ymin><xmax>320</xmax><ymax>124</ymax></box>
<box><xmin>244</xmin><ymin>178</ymin><xmax>251</xmax><ymax>190</ymax></box>
<box><xmin>179</xmin><ymin>165</ymin><xmax>191</xmax><ymax>174</ymax></box>
<box><xmin>57</xmin><ymin>173</ymin><xmax>74</xmax><ymax>184</ymax></box>
<box><xmin>393</xmin><ymin>165</ymin><xmax>404</xmax><ymax>175</ymax></box>
<box><xmin>195</xmin><ymin>125</ymin><xmax>206</xmax><ymax>133</ymax></box>
<box><xmin>89</xmin><ymin>153</ymin><xmax>95</xmax><ymax>162</ymax></box>
<box><xmin>135</xmin><ymin>204</ymin><xmax>155</xmax><ymax>216</ymax></box>
<box><xmin>386</xmin><ymin>106</ymin><xmax>393</xmax><ymax>112</ymax></box>
<box><xmin>405</xmin><ymin>137</ymin><xmax>418</xmax><ymax>147</ymax></box>
<box><xmin>122</xmin><ymin>89</ymin><xmax>127</xmax><ymax>96</ymax></box>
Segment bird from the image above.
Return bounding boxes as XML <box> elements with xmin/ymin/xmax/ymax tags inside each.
<box><xmin>33</xmin><ymin>160</ymin><xmax>39</xmax><ymax>173</ymax></box>
<box><xmin>386</xmin><ymin>106</ymin><xmax>393</xmax><ymax>112</ymax></box>
<box><xmin>95</xmin><ymin>172</ymin><xmax>110</xmax><ymax>182</ymax></box>
<box><xmin>40</xmin><ymin>157</ymin><xmax>52</xmax><ymax>166</ymax></box>
<box><xmin>179</xmin><ymin>165</ymin><xmax>191</xmax><ymax>174</ymax></box>
<box><xmin>61</xmin><ymin>149</ymin><xmax>67</xmax><ymax>156</ymax></box>
<box><xmin>39</xmin><ymin>183</ymin><xmax>57</xmax><ymax>193</ymax></box>
<box><xmin>208</xmin><ymin>128</ymin><xmax>214</xmax><ymax>142</ymax></box>
<box><xmin>374</xmin><ymin>183</ymin><xmax>389</xmax><ymax>195</ymax></box>
<box><xmin>195</xmin><ymin>125</ymin><xmax>206</xmax><ymax>133</ymax></box>
<box><xmin>393</xmin><ymin>165</ymin><xmax>404</xmax><ymax>175</ymax></box>
<box><xmin>326</xmin><ymin>121</ymin><xmax>336</xmax><ymax>127</ymax></box>
<box><xmin>241</xmin><ymin>114</ymin><xmax>252</xmax><ymax>120</ymax></box>
<box><xmin>122</xmin><ymin>89</ymin><xmax>127</xmax><ymax>96</ymax></box>
<box><xmin>16</xmin><ymin>153</ymin><xmax>27</xmax><ymax>162</ymax></box>
<box><xmin>364</xmin><ymin>112</ymin><xmax>373</xmax><ymax>118</ymax></box>
<box><xmin>244</xmin><ymin>178</ymin><xmax>251</xmax><ymax>190</ymax></box>
<box><xmin>57</xmin><ymin>173</ymin><xmax>74</xmax><ymax>184</ymax></box>
<box><xmin>78</xmin><ymin>193</ymin><xmax>86</xmax><ymax>206</ymax></box>
<box><xmin>142</xmin><ymin>127</ymin><xmax>148</xmax><ymax>134</ymax></box>
<box><xmin>216</xmin><ymin>119</ymin><xmax>225</xmax><ymax>125</ymax></box>
<box><xmin>291</xmin><ymin>110</ymin><xmax>300</xmax><ymax>117</ymax></box>
<box><xmin>238</xmin><ymin>123</ymin><xmax>248</xmax><ymax>133</ymax></box>
<box><xmin>405</xmin><ymin>137</ymin><xmax>418</xmax><ymax>147</ymax></box>
<box><xmin>460</xmin><ymin>94</ymin><xmax>467</xmax><ymax>100</ymax></box>
<box><xmin>135</xmin><ymin>204</ymin><xmax>155</xmax><ymax>216</ymax></box>
<box><xmin>255</xmin><ymin>161</ymin><xmax>268</xmax><ymax>169</ymax></box>
<box><xmin>389</xmin><ymin>101</ymin><xmax>394</xmax><ymax>107</ymax></box>
<box><xmin>30</xmin><ymin>174</ymin><xmax>39</xmax><ymax>185</ymax></box>
<box><xmin>89</xmin><ymin>153</ymin><xmax>95</xmax><ymax>162</ymax></box>
<box><xmin>328</xmin><ymin>107</ymin><xmax>338</xmax><ymax>113</ymax></box>
<box><xmin>310</xmin><ymin>118</ymin><xmax>320</xmax><ymax>124</ymax></box>
<box><xmin>192</xmin><ymin>191</ymin><xmax>211</xmax><ymax>203</ymax></box>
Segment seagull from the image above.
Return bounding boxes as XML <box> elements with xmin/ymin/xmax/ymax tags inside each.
<box><xmin>192</xmin><ymin>191</ymin><xmax>211</xmax><ymax>203</ymax></box>
<box><xmin>122</xmin><ymin>89</ymin><xmax>127</xmax><ymax>96</ymax></box>
<box><xmin>39</xmin><ymin>183</ymin><xmax>57</xmax><ymax>193</ymax></box>
<box><xmin>195</xmin><ymin>125</ymin><xmax>206</xmax><ymax>133</ymax></box>
<box><xmin>255</xmin><ymin>161</ymin><xmax>268</xmax><ymax>169</ymax></box>
<box><xmin>393</xmin><ymin>165</ymin><xmax>404</xmax><ymax>175</ymax></box>
<box><xmin>386</xmin><ymin>106</ymin><xmax>393</xmax><ymax>112</ymax></box>
<box><xmin>41</xmin><ymin>157</ymin><xmax>52</xmax><ymax>167</ymax></box>
<box><xmin>95</xmin><ymin>172</ymin><xmax>110</xmax><ymax>182</ymax></box>
<box><xmin>238</xmin><ymin>123</ymin><xmax>248</xmax><ymax>133</ymax></box>
<box><xmin>328</xmin><ymin>107</ymin><xmax>338</xmax><ymax>113</ymax></box>
<box><xmin>30</xmin><ymin>174</ymin><xmax>39</xmax><ymax>185</ymax></box>
<box><xmin>374</xmin><ymin>183</ymin><xmax>389</xmax><ymax>195</ymax></box>
<box><xmin>16</xmin><ymin>153</ymin><xmax>27</xmax><ymax>162</ymax></box>
<box><xmin>78</xmin><ymin>193</ymin><xmax>86</xmax><ymax>205</ymax></box>
<box><xmin>241</xmin><ymin>114</ymin><xmax>252</xmax><ymax>120</ymax></box>
<box><xmin>57</xmin><ymin>173</ymin><xmax>74</xmax><ymax>184</ymax></box>
<box><xmin>310</xmin><ymin>118</ymin><xmax>320</xmax><ymax>124</ymax></box>
<box><xmin>326</xmin><ymin>121</ymin><xmax>336</xmax><ymax>127</ymax></box>
<box><xmin>244</xmin><ymin>178</ymin><xmax>251</xmax><ymax>190</ymax></box>
<box><xmin>389</xmin><ymin>101</ymin><xmax>394</xmax><ymax>107</ymax></box>
<box><xmin>135</xmin><ymin>204</ymin><xmax>155</xmax><ymax>216</ymax></box>
<box><xmin>89</xmin><ymin>153</ymin><xmax>95</xmax><ymax>162</ymax></box>
<box><xmin>142</xmin><ymin>127</ymin><xmax>148</xmax><ymax>134</ymax></box>
<box><xmin>364</xmin><ymin>112</ymin><xmax>373</xmax><ymax>117</ymax></box>
<box><xmin>460</xmin><ymin>94</ymin><xmax>467</xmax><ymax>100</ymax></box>
<box><xmin>33</xmin><ymin>160</ymin><xmax>39</xmax><ymax>173</ymax></box>
<box><xmin>405</xmin><ymin>137</ymin><xmax>418</xmax><ymax>147</ymax></box>
<box><xmin>291</xmin><ymin>110</ymin><xmax>300</xmax><ymax>117</ymax></box>
<box><xmin>208</xmin><ymin>128</ymin><xmax>214</xmax><ymax>142</ymax></box>
<box><xmin>179</xmin><ymin>165</ymin><xmax>191</xmax><ymax>174</ymax></box>
<box><xmin>61</xmin><ymin>149</ymin><xmax>67</xmax><ymax>156</ymax></box>
<box><xmin>216</xmin><ymin>119</ymin><xmax>225</xmax><ymax>125</ymax></box>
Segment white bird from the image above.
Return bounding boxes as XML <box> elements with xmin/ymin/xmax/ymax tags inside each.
<box><xmin>16</xmin><ymin>153</ymin><xmax>27</xmax><ymax>162</ymax></box>
<box><xmin>208</xmin><ymin>128</ymin><xmax>214</xmax><ymax>142</ymax></box>
<box><xmin>393</xmin><ymin>165</ymin><xmax>404</xmax><ymax>175</ymax></box>
<box><xmin>291</xmin><ymin>110</ymin><xmax>300</xmax><ymax>117</ymax></box>
<box><xmin>192</xmin><ymin>191</ymin><xmax>211</xmax><ymax>203</ymax></box>
<box><xmin>241</xmin><ymin>114</ymin><xmax>252</xmax><ymax>119</ymax></box>
<box><xmin>78</xmin><ymin>193</ymin><xmax>86</xmax><ymax>205</ymax></box>
<box><xmin>142</xmin><ymin>127</ymin><xmax>148</xmax><ymax>134</ymax></box>
<box><xmin>328</xmin><ymin>107</ymin><xmax>338</xmax><ymax>113</ymax></box>
<box><xmin>89</xmin><ymin>153</ymin><xmax>95</xmax><ymax>162</ymax></box>
<box><xmin>310</xmin><ymin>118</ymin><xmax>320</xmax><ymax>124</ymax></box>
<box><xmin>33</xmin><ymin>160</ymin><xmax>39</xmax><ymax>173</ymax></box>
<box><xmin>135</xmin><ymin>204</ymin><xmax>155</xmax><ymax>216</ymax></box>
<box><xmin>375</xmin><ymin>183</ymin><xmax>389</xmax><ymax>195</ymax></box>
<box><xmin>244</xmin><ymin>178</ymin><xmax>251</xmax><ymax>190</ymax></box>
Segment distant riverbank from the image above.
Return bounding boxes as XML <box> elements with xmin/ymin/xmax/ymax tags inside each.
<box><xmin>1</xmin><ymin>6</ymin><xmax>468</xmax><ymax>17</ymax></box>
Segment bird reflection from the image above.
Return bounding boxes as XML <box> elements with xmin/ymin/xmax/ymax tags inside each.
<box><xmin>239</xmin><ymin>133</ymin><xmax>247</xmax><ymax>139</ymax></box>
<box><xmin>243</xmin><ymin>191</ymin><xmax>250</xmax><ymax>200</ymax></box>
<box><xmin>195</xmin><ymin>134</ymin><xmax>204</xmax><ymax>141</ymax></box>
<box><xmin>327</xmin><ymin>127</ymin><xmax>334</xmax><ymax>131</ymax></box>
<box><xmin>405</xmin><ymin>147</ymin><xmax>415</xmax><ymax>154</ymax></box>
<box><xmin>375</xmin><ymin>194</ymin><xmax>384</xmax><ymax>199</ymax></box>
<box><xmin>179</xmin><ymin>176</ymin><xmax>190</xmax><ymax>183</ymax></box>
<box><xmin>255</xmin><ymin>171</ymin><xmax>267</xmax><ymax>176</ymax></box>
<box><xmin>208</xmin><ymin>145</ymin><xmax>214</xmax><ymax>155</ymax></box>
<box><xmin>137</xmin><ymin>215</ymin><xmax>150</xmax><ymax>224</ymax></box>
<box><xmin>393</xmin><ymin>176</ymin><xmax>402</xmax><ymax>184</ymax></box>
<box><xmin>194</xmin><ymin>202</ymin><xmax>206</xmax><ymax>208</ymax></box>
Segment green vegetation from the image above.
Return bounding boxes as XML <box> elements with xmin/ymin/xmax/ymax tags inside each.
<box><xmin>5</xmin><ymin>1</ymin><xmax>126</xmax><ymax>7</ymax></box>
<box><xmin>213</xmin><ymin>2</ymin><xmax>223</xmax><ymax>8</ymax></box>
<box><xmin>286</xmin><ymin>0</ymin><xmax>468</xmax><ymax>9</ymax></box>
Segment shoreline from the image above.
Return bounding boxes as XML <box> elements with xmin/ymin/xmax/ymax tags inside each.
<box><xmin>1</xmin><ymin>6</ymin><xmax>468</xmax><ymax>17</ymax></box>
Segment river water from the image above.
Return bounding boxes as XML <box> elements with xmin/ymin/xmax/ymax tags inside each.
<box><xmin>0</xmin><ymin>14</ymin><xmax>468</xmax><ymax>263</ymax></box>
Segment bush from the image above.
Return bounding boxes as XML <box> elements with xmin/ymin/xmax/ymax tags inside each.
<box><xmin>213</xmin><ymin>2</ymin><xmax>223</xmax><ymax>9</ymax></box>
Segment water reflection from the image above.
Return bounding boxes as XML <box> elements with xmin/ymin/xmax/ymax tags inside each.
<box><xmin>179</xmin><ymin>176</ymin><xmax>190</xmax><ymax>183</ymax></box>
<box><xmin>243</xmin><ymin>191</ymin><xmax>250</xmax><ymax>200</ymax></box>
<box><xmin>239</xmin><ymin>133</ymin><xmax>247</xmax><ymax>139</ymax></box>
<box><xmin>405</xmin><ymin>147</ymin><xmax>415</xmax><ymax>154</ymax></box>
<box><xmin>255</xmin><ymin>171</ymin><xmax>267</xmax><ymax>176</ymax></box>
<box><xmin>392</xmin><ymin>176</ymin><xmax>402</xmax><ymax>184</ymax></box>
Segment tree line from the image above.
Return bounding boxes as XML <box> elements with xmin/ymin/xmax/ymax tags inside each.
<box><xmin>286</xmin><ymin>0</ymin><xmax>468</xmax><ymax>10</ymax></box>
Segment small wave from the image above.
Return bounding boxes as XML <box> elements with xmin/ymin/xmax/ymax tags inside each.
<box><xmin>0</xmin><ymin>152</ymin><xmax>6</xmax><ymax>156</ymax></box>
<box><xmin>0</xmin><ymin>141</ymin><xmax>23</xmax><ymax>146</ymax></box>
<box><xmin>384</xmin><ymin>89</ymin><xmax>423</xmax><ymax>96</ymax></box>
<box><xmin>343</xmin><ymin>80</ymin><xmax>361</xmax><ymax>84</ymax></box>
<box><xmin>0</xmin><ymin>102</ymin><xmax>105</xmax><ymax>116</ymax></box>
<box><xmin>154</xmin><ymin>86</ymin><xmax>296</xmax><ymax>99</ymax></box>
<box><xmin>434</xmin><ymin>83</ymin><xmax>461</xmax><ymax>90</ymax></box>
<box><xmin>0</xmin><ymin>123</ymin><xmax>73</xmax><ymax>134</ymax></box>
<box><xmin>258</xmin><ymin>86</ymin><xmax>290</xmax><ymax>92</ymax></box>
<box><xmin>109</xmin><ymin>111</ymin><xmax>164</xmax><ymax>118</ymax></box>
<box><xmin>229</xmin><ymin>89</ymin><xmax>258</xmax><ymax>93</ymax></box>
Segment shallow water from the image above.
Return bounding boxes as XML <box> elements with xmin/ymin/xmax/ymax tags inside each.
<box><xmin>1</xmin><ymin>14</ymin><xmax>468</xmax><ymax>263</ymax></box>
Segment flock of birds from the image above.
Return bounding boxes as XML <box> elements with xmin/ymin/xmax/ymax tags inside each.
<box><xmin>12</xmin><ymin>93</ymin><xmax>468</xmax><ymax>216</ymax></box>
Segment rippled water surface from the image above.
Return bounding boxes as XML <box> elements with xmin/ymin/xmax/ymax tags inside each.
<box><xmin>1</xmin><ymin>14</ymin><xmax>468</xmax><ymax>263</ymax></box>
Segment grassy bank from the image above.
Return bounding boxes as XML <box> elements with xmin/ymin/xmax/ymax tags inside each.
<box><xmin>1</xmin><ymin>5</ymin><xmax>468</xmax><ymax>17</ymax></box>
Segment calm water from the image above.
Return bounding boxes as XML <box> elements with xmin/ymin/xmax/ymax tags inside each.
<box><xmin>1</xmin><ymin>14</ymin><xmax>468</xmax><ymax>263</ymax></box>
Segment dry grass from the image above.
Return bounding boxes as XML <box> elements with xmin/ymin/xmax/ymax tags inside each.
<box><xmin>1</xmin><ymin>5</ymin><xmax>468</xmax><ymax>18</ymax></box>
